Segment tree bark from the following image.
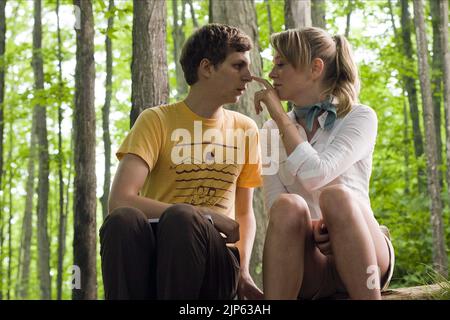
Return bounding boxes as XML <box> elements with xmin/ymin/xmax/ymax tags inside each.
<box><xmin>440</xmin><ymin>1</ymin><xmax>450</xmax><ymax>230</ymax></box>
<box><xmin>413</xmin><ymin>0</ymin><xmax>448</xmax><ymax>277</ymax></box>
<box><xmin>101</xmin><ymin>0</ymin><xmax>114</xmax><ymax>221</ymax></box>
<box><xmin>172</xmin><ymin>0</ymin><xmax>188</xmax><ymax>99</ymax></box>
<box><xmin>186</xmin><ymin>0</ymin><xmax>198</xmax><ymax>28</ymax></box>
<box><xmin>344</xmin><ymin>0</ymin><xmax>353</xmax><ymax>38</ymax></box>
<box><xmin>400</xmin><ymin>0</ymin><xmax>425</xmax><ymax>191</ymax></box>
<box><xmin>18</xmin><ymin>111</ymin><xmax>37</xmax><ymax>300</ymax></box>
<box><xmin>33</xmin><ymin>0</ymin><xmax>51</xmax><ymax>300</ymax></box>
<box><xmin>130</xmin><ymin>0</ymin><xmax>168</xmax><ymax>127</ymax></box>
<box><xmin>284</xmin><ymin>0</ymin><xmax>311</xmax><ymax>29</ymax></box>
<box><xmin>264</xmin><ymin>0</ymin><xmax>274</xmax><ymax>34</ymax></box>
<box><xmin>0</xmin><ymin>0</ymin><xmax>6</xmax><ymax>300</ymax></box>
<box><xmin>6</xmin><ymin>118</ymin><xmax>11</xmax><ymax>300</ymax></box>
<box><xmin>311</xmin><ymin>0</ymin><xmax>326</xmax><ymax>29</ymax></box>
<box><xmin>73</xmin><ymin>0</ymin><xmax>97</xmax><ymax>300</ymax></box>
<box><xmin>0</xmin><ymin>0</ymin><xmax>5</xmax><ymax>205</ymax></box>
<box><xmin>56</xmin><ymin>0</ymin><xmax>67</xmax><ymax>300</ymax></box>
<box><xmin>430</xmin><ymin>0</ymin><xmax>443</xmax><ymax>188</ymax></box>
<box><xmin>210</xmin><ymin>0</ymin><xmax>267</xmax><ymax>288</ymax></box>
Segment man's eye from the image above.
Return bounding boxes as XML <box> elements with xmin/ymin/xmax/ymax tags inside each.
<box><xmin>276</xmin><ymin>63</ymin><xmax>284</xmax><ymax>67</ymax></box>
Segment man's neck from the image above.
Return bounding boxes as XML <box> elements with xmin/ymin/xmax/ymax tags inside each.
<box><xmin>184</xmin><ymin>87</ymin><xmax>223</xmax><ymax>119</ymax></box>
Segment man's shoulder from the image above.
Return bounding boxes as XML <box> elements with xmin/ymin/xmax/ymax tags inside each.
<box><xmin>139</xmin><ymin>102</ymin><xmax>183</xmax><ymax>122</ymax></box>
<box><xmin>223</xmin><ymin>109</ymin><xmax>259</xmax><ymax>130</ymax></box>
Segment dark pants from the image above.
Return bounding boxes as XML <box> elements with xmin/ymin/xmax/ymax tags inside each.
<box><xmin>100</xmin><ymin>204</ymin><xmax>240</xmax><ymax>300</ymax></box>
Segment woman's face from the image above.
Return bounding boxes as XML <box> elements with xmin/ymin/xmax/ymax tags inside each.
<box><xmin>268</xmin><ymin>52</ymin><xmax>319</xmax><ymax>106</ymax></box>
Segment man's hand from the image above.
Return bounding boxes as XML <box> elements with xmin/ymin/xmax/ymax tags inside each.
<box><xmin>237</xmin><ymin>272</ymin><xmax>264</xmax><ymax>300</ymax></box>
<box><xmin>313</xmin><ymin>219</ymin><xmax>333</xmax><ymax>256</ymax></box>
<box><xmin>197</xmin><ymin>207</ymin><xmax>240</xmax><ymax>243</ymax></box>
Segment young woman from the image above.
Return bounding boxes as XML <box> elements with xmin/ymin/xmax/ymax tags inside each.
<box><xmin>253</xmin><ymin>27</ymin><xmax>394</xmax><ymax>300</ymax></box>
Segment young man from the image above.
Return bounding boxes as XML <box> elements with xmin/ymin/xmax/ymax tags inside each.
<box><xmin>100</xmin><ymin>23</ymin><xmax>263</xmax><ymax>300</ymax></box>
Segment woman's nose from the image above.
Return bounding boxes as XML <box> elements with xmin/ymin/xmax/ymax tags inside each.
<box><xmin>269</xmin><ymin>68</ymin><xmax>276</xmax><ymax>79</ymax></box>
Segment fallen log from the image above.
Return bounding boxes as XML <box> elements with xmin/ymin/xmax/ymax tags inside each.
<box><xmin>327</xmin><ymin>283</ymin><xmax>447</xmax><ymax>300</ymax></box>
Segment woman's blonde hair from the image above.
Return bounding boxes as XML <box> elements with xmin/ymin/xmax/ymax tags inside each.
<box><xmin>270</xmin><ymin>27</ymin><xmax>360</xmax><ymax>117</ymax></box>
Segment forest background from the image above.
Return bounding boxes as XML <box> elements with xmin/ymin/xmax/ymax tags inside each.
<box><xmin>0</xmin><ymin>0</ymin><xmax>449</xmax><ymax>300</ymax></box>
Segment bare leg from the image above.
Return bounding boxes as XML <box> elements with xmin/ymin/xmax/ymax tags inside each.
<box><xmin>319</xmin><ymin>185</ymin><xmax>390</xmax><ymax>300</ymax></box>
<box><xmin>263</xmin><ymin>194</ymin><xmax>329</xmax><ymax>299</ymax></box>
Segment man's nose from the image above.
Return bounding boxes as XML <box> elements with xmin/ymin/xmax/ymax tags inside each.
<box><xmin>242</xmin><ymin>67</ymin><xmax>252</xmax><ymax>82</ymax></box>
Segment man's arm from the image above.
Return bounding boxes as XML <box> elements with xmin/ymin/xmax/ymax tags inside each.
<box><xmin>108</xmin><ymin>153</ymin><xmax>171</xmax><ymax>218</ymax></box>
<box><xmin>234</xmin><ymin>187</ymin><xmax>263</xmax><ymax>299</ymax></box>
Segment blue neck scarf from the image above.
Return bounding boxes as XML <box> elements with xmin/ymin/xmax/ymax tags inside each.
<box><xmin>293</xmin><ymin>97</ymin><xmax>337</xmax><ymax>132</ymax></box>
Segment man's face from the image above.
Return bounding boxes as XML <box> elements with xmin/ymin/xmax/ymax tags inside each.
<box><xmin>209</xmin><ymin>51</ymin><xmax>252</xmax><ymax>104</ymax></box>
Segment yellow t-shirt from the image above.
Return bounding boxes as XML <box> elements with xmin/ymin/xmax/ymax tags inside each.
<box><xmin>117</xmin><ymin>101</ymin><xmax>262</xmax><ymax>219</ymax></box>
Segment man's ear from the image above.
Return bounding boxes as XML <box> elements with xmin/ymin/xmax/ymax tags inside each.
<box><xmin>198</xmin><ymin>58</ymin><xmax>213</xmax><ymax>80</ymax></box>
<box><xmin>310</xmin><ymin>58</ymin><xmax>324</xmax><ymax>81</ymax></box>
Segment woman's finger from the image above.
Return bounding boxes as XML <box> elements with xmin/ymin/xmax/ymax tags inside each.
<box><xmin>254</xmin><ymin>90</ymin><xmax>264</xmax><ymax>115</ymax></box>
<box><xmin>315</xmin><ymin>232</ymin><xmax>329</xmax><ymax>244</ymax></box>
<box><xmin>251</xmin><ymin>76</ymin><xmax>274</xmax><ymax>90</ymax></box>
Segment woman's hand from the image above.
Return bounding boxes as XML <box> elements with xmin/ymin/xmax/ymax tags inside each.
<box><xmin>313</xmin><ymin>219</ymin><xmax>333</xmax><ymax>256</ymax></box>
<box><xmin>252</xmin><ymin>76</ymin><xmax>286</xmax><ymax>122</ymax></box>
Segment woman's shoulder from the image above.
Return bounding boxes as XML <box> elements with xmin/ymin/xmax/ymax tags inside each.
<box><xmin>348</xmin><ymin>104</ymin><xmax>377</xmax><ymax>117</ymax></box>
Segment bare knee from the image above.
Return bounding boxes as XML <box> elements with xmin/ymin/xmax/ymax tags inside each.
<box><xmin>268</xmin><ymin>193</ymin><xmax>311</xmax><ymax>233</ymax></box>
<box><xmin>319</xmin><ymin>185</ymin><xmax>358</xmax><ymax>227</ymax></box>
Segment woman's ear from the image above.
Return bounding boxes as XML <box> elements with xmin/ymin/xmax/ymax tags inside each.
<box><xmin>198</xmin><ymin>58</ymin><xmax>213</xmax><ymax>80</ymax></box>
<box><xmin>311</xmin><ymin>58</ymin><xmax>324</xmax><ymax>81</ymax></box>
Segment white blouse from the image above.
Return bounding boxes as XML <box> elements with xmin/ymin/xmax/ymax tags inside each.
<box><xmin>262</xmin><ymin>104</ymin><xmax>378</xmax><ymax>220</ymax></box>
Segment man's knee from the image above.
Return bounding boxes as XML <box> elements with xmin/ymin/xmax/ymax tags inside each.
<box><xmin>159</xmin><ymin>203</ymin><xmax>201</xmax><ymax>227</ymax></box>
<box><xmin>101</xmin><ymin>206</ymin><xmax>148</xmax><ymax>236</ymax></box>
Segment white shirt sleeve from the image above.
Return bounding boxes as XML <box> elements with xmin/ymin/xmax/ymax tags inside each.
<box><xmin>261</xmin><ymin>120</ymin><xmax>289</xmax><ymax>211</ymax></box>
<box><xmin>285</xmin><ymin>106</ymin><xmax>378</xmax><ymax>191</ymax></box>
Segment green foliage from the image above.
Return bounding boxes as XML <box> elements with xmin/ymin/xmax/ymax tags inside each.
<box><xmin>0</xmin><ymin>0</ymin><xmax>449</xmax><ymax>299</ymax></box>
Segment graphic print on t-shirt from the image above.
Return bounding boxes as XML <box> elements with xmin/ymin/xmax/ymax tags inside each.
<box><xmin>170</xmin><ymin>141</ymin><xmax>239</xmax><ymax>211</ymax></box>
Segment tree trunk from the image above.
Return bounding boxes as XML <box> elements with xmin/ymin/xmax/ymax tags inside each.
<box><xmin>33</xmin><ymin>0</ymin><xmax>51</xmax><ymax>300</ymax></box>
<box><xmin>210</xmin><ymin>0</ymin><xmax>266</xmax><ymax>288</ymax></box>
<box><xmin>403</xmin><ymin>95</ymin><xmax>410</xmax><ymax>194</ymax></box>
<box><xmin>18</xmin><ymin>111</ymin><xmax>37</xmax><ymax>300</ymax></box>
<box><xmin>430</xmin><ymin>0</ymin><xmax>443</xmax><ymax>188</ymax></box>
<box><xmin>172</xmin><ymin>0</ymin><xmax>188</xmax><ymax>99</ymax></box>
<box><xmin>73</xmin><ymin>0</ymin><xmax>97</xmax><ymax>300</ymax></box>
<box><xmin>130</xmin><ymin>0</ymin><xmax>168</xmax><ymax>127</ymax></box>
<box><xmin>284</xmin><ymin>0</ymin><xmax>311</xmax><ymax>29</ymax></box>
<box><xmin>440</xmin><ymin>1</ymin><xmax>450</xmax><ymax>228</ymax></box>
<box><xmin>413</xmin><ymin>0</ymin><xmax>448</xmax><ymax>278</ymax></box>
<box><xmin>0</xmin><ymin>0</ymin><xmax>6</xmax><ymax>300</ymax></box>
<box><xmin>56</xmin><ymin>0</ymin><xmax>67</xmax><ymax>300</ymax></box>
<box><xmin>400</xmin><ymin>0</ymin><xmax>425</xmax><ymax>191</ymax></box>
<box><xmin>344</xmin><ymin>0</ymin><xmax>353</xmax><ymax>38</ymax></box>
<box><xmin>311</xmin><ymin>0</ymin><xmax>326</xmax><ymax>29</ymax></box>
<box><xmin>101</xmin><ymin>0</ymin><xmax>114</xmax><ymax>221</ymax></box>
<box><xmin>0</xmin><ymin>0</ymin><xmax>5</xmax><ymax>206</ymax></box>
<box><xmin>264</xmin><ymin>0</ymin><xmax>274</xmax><ymax>34</ymax></box>
<box><xmin>186</xmin><ymin>0</ymin><xmax>198</xmax><ymax>28</ymax></box>
<box><xmin>6</xmin><ymin>119</ymin><xmax>11</xmax><ymax>300</ymax></box>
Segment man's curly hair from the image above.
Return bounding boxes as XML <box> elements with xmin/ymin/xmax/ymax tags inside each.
<box><xmin>180</xmin><ymin>23</ymin><xmax>253</xmax><ymax>85</ymax></box>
